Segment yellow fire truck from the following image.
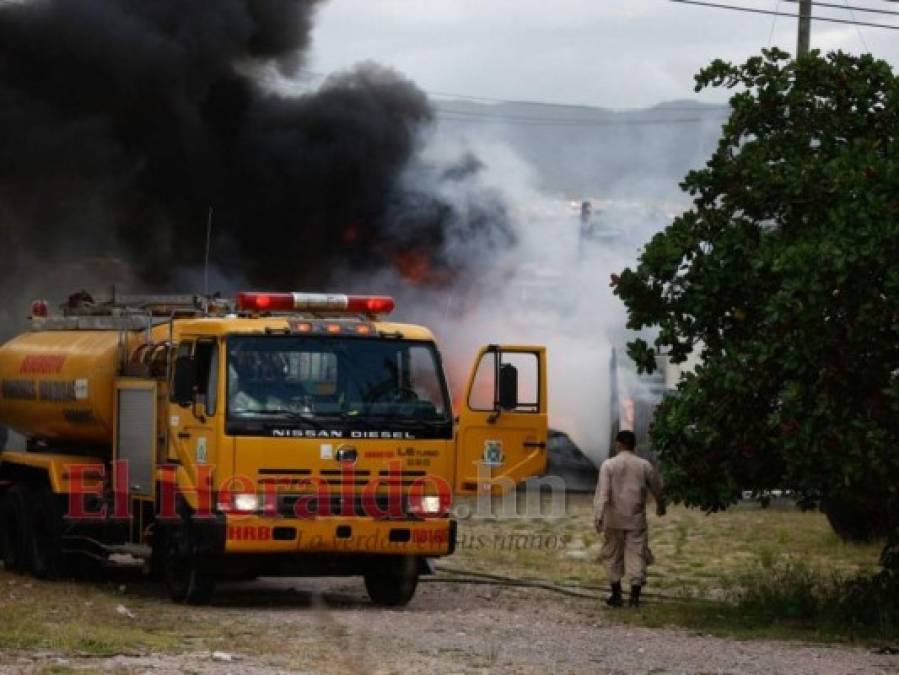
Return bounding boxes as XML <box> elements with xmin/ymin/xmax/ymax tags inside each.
<box><xmin>0</xmin><ymin>291</ymin><xmax>547</xmax><ymax>605</ymax></box>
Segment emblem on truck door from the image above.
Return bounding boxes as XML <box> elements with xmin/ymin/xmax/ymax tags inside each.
<box><xmin>482</xmin><ymin>440</ymin><xmax>505</xmax><ymax>467</ymax></box>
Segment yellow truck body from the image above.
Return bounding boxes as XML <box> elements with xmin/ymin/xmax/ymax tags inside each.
<box><xmin>0</xmin><ymin>293</ymin><xmax>547</xmax><ymax>605</ymax></box>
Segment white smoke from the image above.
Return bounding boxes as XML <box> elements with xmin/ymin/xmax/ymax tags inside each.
<box><xmin>347</xmin><ymin>122</ymin><xmax>693</xmax><ymax>464</ymax></box>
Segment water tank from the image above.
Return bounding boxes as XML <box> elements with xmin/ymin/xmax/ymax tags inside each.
<box><xmin>0</xmin><ymin>329</ymin><xmax>128</xmax><ymax>448</ymax></box>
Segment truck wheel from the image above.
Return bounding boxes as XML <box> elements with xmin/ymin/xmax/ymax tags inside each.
<box><xmin>164</xmin><ymin>526</ymin><xmax>215</xmax><ymax>605</ymax></box>
<box><xmin>364</xmin><ymin>556</ymin><xmax>419</xmax><ymax>607</ymax></box>
<box><xmin>30</xmin><ymin>487</ymin><xmax>69</xmax><ymax>579</ymax></box>
<box><xmin>1</xmin><ymin>486</ymin><xmax>31</xmax><ymax>573</ymax></box>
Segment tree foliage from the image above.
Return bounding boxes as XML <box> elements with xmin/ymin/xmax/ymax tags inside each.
<box><xmin>615</xmin><ymin>50</ymin><xmax>899</xmax><ymax>560</ymax></box>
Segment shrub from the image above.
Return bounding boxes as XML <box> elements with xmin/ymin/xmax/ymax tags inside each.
<box><xmin>731</xmin><ymin>561</ymin><xmax>898</xmax><ymax>640</ymax></box>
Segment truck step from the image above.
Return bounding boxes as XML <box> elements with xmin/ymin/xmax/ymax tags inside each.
<box><xmin>106</xmin><ymin>544</ymin><xmax>152</xmax><ymax>559</ymax></box>
<box><xmin>62</xmin><ymin>535</ymin><xmax>152</xmax><ymax>561</ymax></box>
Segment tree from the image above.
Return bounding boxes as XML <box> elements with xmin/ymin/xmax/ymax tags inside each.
<box><xmin>614</xmin><ymin>49</ymin><xmax>899</xmax><ymax>568</ymax></box>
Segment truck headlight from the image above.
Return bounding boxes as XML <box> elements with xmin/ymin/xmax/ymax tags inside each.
<box><xmin>418</xmin><ymin>496</ymin><xmax>442</xmax><ymax>515</ymax></box>
<box><xmin>233</xmin><ymin>493</ymin><xmax>260</xmax><ymax>513</ymax></box>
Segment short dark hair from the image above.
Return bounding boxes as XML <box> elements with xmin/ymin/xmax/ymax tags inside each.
<box><xmin>616</xmin><ymin>430</ymin><xmax>636</xmax><ymax>450</ymax></box>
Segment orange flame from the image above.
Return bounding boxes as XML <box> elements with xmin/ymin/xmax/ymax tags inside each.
<box><xmin>392</xmin><ymin>250</ymin><xmax>432</xmax><ymax>284</ymax></box>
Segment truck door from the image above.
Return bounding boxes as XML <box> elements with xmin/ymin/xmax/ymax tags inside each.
<box><xmin>454</xmin><ymin>346</ymin><xmax>548</xmax><ymax>494</ymax></box>
<box><xmin>168</xmin><ymin>339</ymin><xmax>220</xmax><ymax>503</ymax></box>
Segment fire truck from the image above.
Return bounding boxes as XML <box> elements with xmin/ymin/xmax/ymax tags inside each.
<box><xmin>0</xmin><ymin>292</ymin><xmax>547</xmax><ymax>605</ymax></box>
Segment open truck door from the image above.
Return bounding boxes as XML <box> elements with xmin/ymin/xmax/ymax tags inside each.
<box><xmin>455</xmin><ymin>346</ymin><xmax>548</xmax><ymax>495</ymax></box>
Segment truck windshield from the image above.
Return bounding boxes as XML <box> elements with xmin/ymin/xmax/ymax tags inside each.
<box><xmin>226</xmin><ymin>335</ymin><xmax>452</xmax><ymax>436</ymax></box>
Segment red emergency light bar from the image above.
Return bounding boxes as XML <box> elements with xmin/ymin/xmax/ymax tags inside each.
<box><xmin>236</xmin><ymin>292</ymin><xmax>396</xmax><ymax>316</ymax></box>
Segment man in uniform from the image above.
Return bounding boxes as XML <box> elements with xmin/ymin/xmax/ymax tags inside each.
<box><xmin>594</xmin><ymin>430</ymin><xmax>665</xmax><ymax>608</ymax></box>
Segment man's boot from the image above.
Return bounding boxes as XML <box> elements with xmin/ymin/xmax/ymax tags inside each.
<box><xmin>606</xmin><ymin>582</ymin><xmax>623</xmax><ymax>608</ymax></box>
<box><xmin>629</xmin><ymin>585</ymin><xmax>642</xmax><ymax>608</ymax></box>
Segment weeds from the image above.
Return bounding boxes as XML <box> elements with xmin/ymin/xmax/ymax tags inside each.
<box><xmin>728</xmin><ymin>561</ymin><xmax>898</xmax><ymax>641</ymax></box>
<box><xmin>775</xmin><ymin>528</ymin><xmax>791</xmax><ymax>546</ymax></box>
<box><xmin>617</xmin><ymin>562</ymin><xmax>899</xmax><ymax>644</ymax></box>
<box><xmin>754</xmin><ymin>543</ymin><xmax>780</xmax><ymax>570</ymax></box>
<box><xmin>673</xmin><ymin>522</ymin><xmax>689</xmax><ymax>557</ymax></box>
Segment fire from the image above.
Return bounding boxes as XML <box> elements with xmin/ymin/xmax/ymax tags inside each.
<box><xmin>390</xmin><ymin>250</ymin><xmax>455</xmax><ymax>286</ymax></box>
<box><xmin>392</xmin><ymin>250</ymin><xmax>433</xmax><ymax>284</ymax></box>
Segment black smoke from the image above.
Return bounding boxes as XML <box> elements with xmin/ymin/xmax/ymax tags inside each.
<box><xmin>0</xmin><ymin>0</ymin><xmax>512</xmax><ymax>330</ymax></box>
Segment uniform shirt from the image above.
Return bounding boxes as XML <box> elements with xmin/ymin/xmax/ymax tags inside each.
<box><xmin>593</xmin><ymin>449</ymin><xmax>664</xmax><ymax>531</ymax></box>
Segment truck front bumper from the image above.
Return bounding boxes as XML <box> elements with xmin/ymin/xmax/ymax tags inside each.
<box><xmin>220</xmin><ymin>515</ymin><xmax>457</xmax><ymax>556</ymax></box>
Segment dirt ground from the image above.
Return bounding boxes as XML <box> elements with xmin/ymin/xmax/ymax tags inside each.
<box><xmin>0</xmin><ymin>498</ymin><xmax>895</xmax><ymax>673</ymax></box>
<box><xmin>2</xmin><ymin>575</ymin><xmax>898</xmax><ymax>674</ymax></box>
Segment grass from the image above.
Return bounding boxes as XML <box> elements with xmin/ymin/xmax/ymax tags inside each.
<box><xmin>451</xmin><ymin>494</ymin><xmax>882</xmax><ymax>594</ymax></box>
<box><xmin>0</xmin><ymin>569</ymin><xmax>378</xmax><ymax>667</ymax></box>
<box><xmin>613</xmin><ymin>561</ymin><xmax>898</xmax><ymax>644</ymax></box>
<box><xmin>449</xmin><ymin>493</ymin><xmax>896</xmax><ymax>643</ymax></box>
<box><xmin>0</xmin><ymin>495</ymin><xmax>892</xmax><ymax>661</ymax></box>
<box><xmin>0</xmin><ymin>576</ymin><xmax>217</xmax><ymax>656</ymax></box>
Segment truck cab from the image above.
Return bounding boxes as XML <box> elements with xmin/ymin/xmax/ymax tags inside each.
<box><xmin>0</xmin><ymin>291</ymin><xmax>548</xmax><ymax>605</ymax></box>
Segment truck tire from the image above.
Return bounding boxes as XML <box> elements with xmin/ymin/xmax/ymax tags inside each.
<box><xmin>164</xmin><ymin>525</ymin><xmax>216</xmax><ymax>605</ymax></box>
<box><xmin>364</xmin><ymin>555</ymin><xmax>419</xmax><ymax>607</ymax></box>
<box><xmin>30</xmin><ymin>487</ymin><xmax>69</xmax><ymax>580</ymax></box>
<box><xmin>1</xmin><ymin>485</ymin><xmax>31</xmax><ymax>573</ymax></box>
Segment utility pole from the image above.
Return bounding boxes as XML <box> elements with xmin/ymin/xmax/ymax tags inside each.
<box><xmin>797</xmin><ymin>0</ymin><xmax>812</xmax><ymax>57</ymax></box>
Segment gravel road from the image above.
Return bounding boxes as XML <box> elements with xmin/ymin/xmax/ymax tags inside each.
<box><xmin>2</xmin><ymin>577</ymin><xmax>897</xmax><ymax>674</ymax></box>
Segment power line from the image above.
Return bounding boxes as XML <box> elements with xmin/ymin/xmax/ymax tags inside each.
<box><xmin>433</xmin><ymin>109</ymin><xmax>725</xmax><ymax>127</ymax></box>
<box><xmin>840</xmin><ymin>0</ymin><xmax>871</xmax><ymax>51</ymax></box>
<box><xmin>768</xmin><ymin>0</ymin><xmax>784</xmax><ymax>45</ymax></box>
<box><xmin>294</xmin><ymin>68</ymin><xmax>727</xmax><ymax>116</ymax></box>
<box><xmin>780</xmin><ymin>0</ymin><xmax>899</xmax><ymax>17</ymax></box>
<box><xmin>434</xmin><ymin>107</ymin><xmax>723</xmax><ymax>124</ymax></box>
<box><xmin>669</xmin><ymin>0</ymin><xmax>899</xmax><ymax>29</ymax></box>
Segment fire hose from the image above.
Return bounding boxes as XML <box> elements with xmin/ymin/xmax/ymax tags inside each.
<box><xmin>424</xmin><ymin>564</ymin><xmax>720</xmax><ymax>604</ymax></box>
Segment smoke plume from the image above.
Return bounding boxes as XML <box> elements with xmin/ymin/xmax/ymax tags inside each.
<box><xmin>0</xmin><ymin>0</ymin><xmax>511</xmax><ymax>334</ymax></box>
<box><xmin>362</xmin><ymin>126</ymin><xmax>711</xmax><ymax>462</ymax></box>
<box><xmin>0</xmin><ymin>0</ymin><xmax>722</xmax><ymax>462</ymax></box>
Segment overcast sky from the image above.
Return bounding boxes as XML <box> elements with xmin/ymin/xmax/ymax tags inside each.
<box><xmin>307</xmin><ymin>0</ymin><xmax>899</xmax><ymax>108</ymax></box>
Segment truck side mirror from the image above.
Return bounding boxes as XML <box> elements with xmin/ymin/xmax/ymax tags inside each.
<box><xmin>498</xmin><ymin>363</ymin><xmax>518</xmax><ymax>411</ymax></box>
<box><xmin>173</xmin><ymin>355</ymin><xmax>197</xmax><ymax>407</ymax></box>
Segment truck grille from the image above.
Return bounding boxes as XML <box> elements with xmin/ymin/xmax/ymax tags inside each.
<box><xmin>275</xmin><ymin>493</ymin><xmax>412</xmax><ymax>519</ymax></box>
<box><xmin>257</xmin><ymin>469</ymin><xmax>429</xmax><ymax>489</ymax></box>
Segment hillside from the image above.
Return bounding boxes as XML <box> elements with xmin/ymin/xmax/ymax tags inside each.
<box><xmin>433</xmin><ymin>98</ymin><xmax>729</xmax><ymax>198</ymax></box>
